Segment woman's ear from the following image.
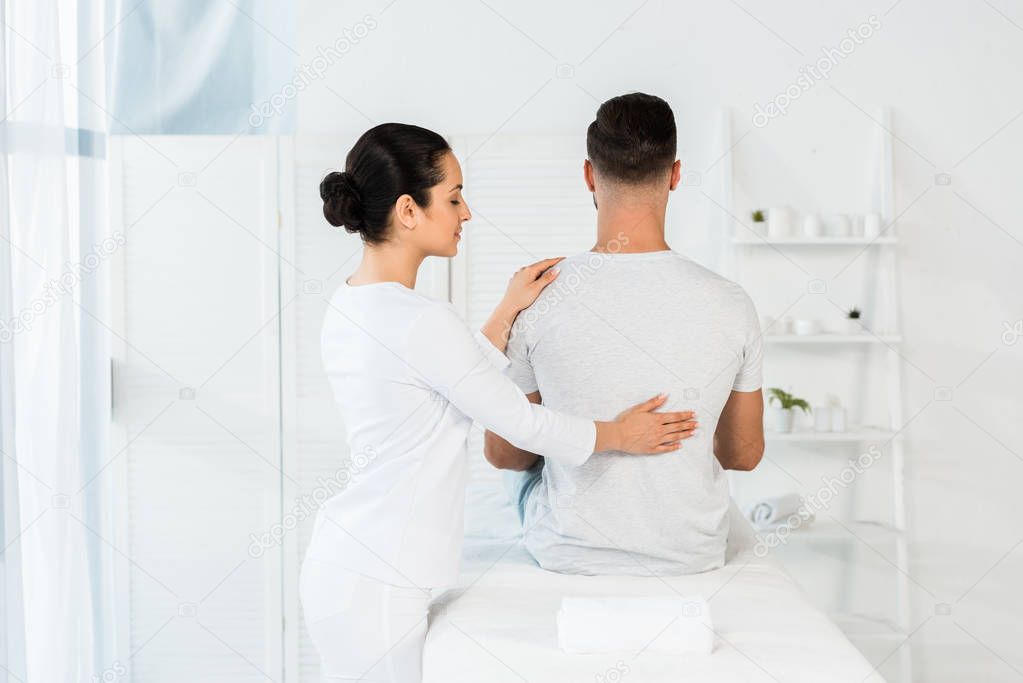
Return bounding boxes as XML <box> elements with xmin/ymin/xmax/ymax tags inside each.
<box><xmin>394</xmin><ymin>194</ymin><xmax>418</xmax><ymax>231</ymax></box>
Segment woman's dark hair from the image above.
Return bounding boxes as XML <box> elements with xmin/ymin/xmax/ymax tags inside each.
<box><xmin>320</xmin><ymin>123</ymin><xmax>451</xmax><ymax>243</ymax></box>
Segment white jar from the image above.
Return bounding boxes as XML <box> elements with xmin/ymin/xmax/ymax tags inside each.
<box><xmin>793</xmin><ymin>319</ymin><xmax>819</xmax><ymax>336</ymax></box>
<box><xmin>863</xmin><ymin>213</ymin><xmax>883</xmax><ymax>239</ymax></box>
<box><xmin>803</xmin><ymin>214</ymin><xmax>823</xmax><ymax>238</ymax></box>
<box><xmin>814</xmin><ymin>406</ymin><xmax>832</xmax><ymax>432</ymax></box>
<box><xmin>767</xmin><ymin>207</ymin><xmax>794</xmax><ymax>239</ymax></box>
<box><xmin>830</xmin><ymin>406</ymin><xmax>847</xmax><ymax>432</ymax></box>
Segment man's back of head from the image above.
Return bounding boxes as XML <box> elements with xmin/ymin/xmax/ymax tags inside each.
<box><xmin>584</xmin><ymin>92</ymin><xmax>681</xmax><ymax>250</ymax></box>
<box><xmin>586</xmin><ymin>92</ymin><xmax>677</xmax><ymax>186</ymax></box>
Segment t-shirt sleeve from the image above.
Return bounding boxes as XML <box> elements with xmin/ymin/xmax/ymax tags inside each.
<box><xmin>732</xmin><ymin>293</ymin><xmax>764</xmax><ymax>392</ymax></box>
<box><xmin>504</xmin><ymin>315</ymin><xmax>539</xmax><ymax>394</ymax></box>
<box><xmin>407</xmin><ymin>305</ymin><xmax>594</xmax><ymax>465</ymax></box>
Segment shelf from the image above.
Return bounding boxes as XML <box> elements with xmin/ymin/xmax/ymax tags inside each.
<box><xmin>764</xmin><ymin>334</ymin><xmax>901</xmax><ymax>344</ymax></box>
<box><xmin>758</xmin><ymin>520</ymin><xmax>901</xmax><ymax>545</ymax></box>
<box><xmin>832</xmin><ymin>612</ymin><xmax>908</xmax><ymax>641</ymax></box>
<box><xmin>732</xmin><ymin>236</ymin><xmax>896</xmax><ymax>246</ymax></box>
<box><xmin>790</xmin><ymin>520</ymin><xmax>902</xmax><ymax>544</ymax></box>
<box><xmin>765</xmin><ymin>428</ymin><xmax>895</xmax><ymax>443</ymax></box>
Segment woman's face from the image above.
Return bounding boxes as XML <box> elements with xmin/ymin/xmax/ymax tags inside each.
<box><xmin>410</xmin><ymin>151</ymin><xmax>471</xmax><ymax>258</ymax></box>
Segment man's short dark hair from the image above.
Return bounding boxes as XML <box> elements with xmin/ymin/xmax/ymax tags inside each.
<box><xmin>586</xmin><ymin>93</ymin><xmax>677</xmax><ymax>184</ymax></box>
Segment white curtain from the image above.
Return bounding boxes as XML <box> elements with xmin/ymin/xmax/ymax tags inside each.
<box><xmin>1</xmin><ymin>1</ymin><xmax>112</xmax><ymax>681</ymax></box>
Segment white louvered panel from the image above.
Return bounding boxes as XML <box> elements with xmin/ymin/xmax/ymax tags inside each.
<box><xmin>291</xmin><ymin>147</ymin><xmax>360</xmax><ymax>544</ymax></box>
<box><xmin>115</xmin><ymin>137</ymin><xmax>282</xmax><ymax>682</ymax></box>
<box><xmin>454</xmin><ymin>137</ymin><xmax>597</xmax><ymax>533</ymax></box>
<box><xmin>287</xmin><ymin>138</ymin><xmax>362</xmax><ymax>683</ymax></box>
<box><xmin>126</xmin><ymin>431</ymin><xmax>274</xmax><ymax>681</ymax></box>
<box><xmin>460</xmin><ymin>147</ymin><xmax>597</xmax><ymax>331</ymax></box>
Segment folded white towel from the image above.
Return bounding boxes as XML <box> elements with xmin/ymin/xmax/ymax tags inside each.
<box><xmin>557</xmin><ymin>596</ymin><xmax>713</xmax><ymax>655</ymax></box>
<box><xmin>748</xmin><ymin>493</ymin><xmax>813</xmax><ymax>530</ymax></box>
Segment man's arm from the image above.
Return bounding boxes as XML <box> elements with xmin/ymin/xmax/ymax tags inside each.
<box><xmin>714</xmin><ymin>389</ymin><xmax>765</xmax><ymax>471</ymax></box>
<box><xmin>484</xmin><ymin>391</ymin><xmax>542</xmax><ymax>471</ymax></box>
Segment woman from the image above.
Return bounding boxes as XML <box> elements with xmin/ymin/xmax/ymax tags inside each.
<box><xmin>301</xmin><ymin>123</ymin><xmax>697</xmax><ymax>682</ymax></box>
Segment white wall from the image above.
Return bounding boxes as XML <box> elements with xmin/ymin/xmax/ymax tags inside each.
<box><xmin>294</xmin><ymin>1</ymin><xmax>1023</xmax><ymax>680</ymax></box>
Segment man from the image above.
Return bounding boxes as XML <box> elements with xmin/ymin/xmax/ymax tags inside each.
<box><xmin>484</xmin><ymin>93</ymin><xmax>765</xmax><ymax>576</ymax></box>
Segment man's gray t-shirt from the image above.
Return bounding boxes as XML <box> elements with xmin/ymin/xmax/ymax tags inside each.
<box><xmin>505</xmin><ymin>249</ymin><xmax>763</xmax><ymax>576</ymax></box>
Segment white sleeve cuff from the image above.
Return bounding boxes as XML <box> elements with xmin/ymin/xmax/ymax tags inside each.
<box><xmin>473</xmin><ymin>330</ymin><xmax>511</xmax><ymax>371</ymax></box>
<box><xmin>560</xmin><ymin>419</ymin><xmax>597</xmax><ymax>467</ymax></box>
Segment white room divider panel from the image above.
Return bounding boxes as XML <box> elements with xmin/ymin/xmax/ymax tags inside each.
<box><xmin>451</xmin><ymin>135</ymin><xmax>596</xmax><ymax>327</ymax></box>
<box><xmin>450</xmin><ymin>135</ymin><xmax>598</xmax><ymax>539</ymax></box>
<box><xmin>109</xmin><ymin>136</ymin><xmax>283</xmax><ymax>682</ymax></box>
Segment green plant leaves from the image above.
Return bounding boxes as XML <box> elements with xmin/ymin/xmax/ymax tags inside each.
<box><xmin>767</xmin><ymin>387</ymin><xmax>811</xmax><ymax>413</ymax></box>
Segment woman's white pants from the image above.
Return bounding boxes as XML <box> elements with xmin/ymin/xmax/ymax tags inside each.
<box><xmin>300</xmin><ymin>558</ymin><xmax>432</xmax><ymax>682</ymax></box>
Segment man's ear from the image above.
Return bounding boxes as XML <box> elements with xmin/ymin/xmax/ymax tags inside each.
<box><xmin>583</xmin><ymin>159</ymin><xmax>596</xmax><ymax>192</ymax></box>
<box><xmin>669</xmin><ymin>159</ymin><xmax>682</xmax><ymax>191</ymax></box>
<box><xmin>394</xmin><ymin>194</ymin><xmax>417</xmax><ymax>231</ymax></box>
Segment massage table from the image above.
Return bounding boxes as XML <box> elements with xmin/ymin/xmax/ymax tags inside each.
<box><xmin>424</xmin><ymin>477</ymin><xmax>884</xmax><ymax>683</ymax></box>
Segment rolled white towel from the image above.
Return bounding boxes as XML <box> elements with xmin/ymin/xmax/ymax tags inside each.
<box><xmin>748</xmin><ymin>493</ymin><xmax>813</xmax><ymax>530</ymax></box>
<box><xmin>557</xmin><ymin>595</ymin><xmax>713</xmax><ymax>655</ymax></box>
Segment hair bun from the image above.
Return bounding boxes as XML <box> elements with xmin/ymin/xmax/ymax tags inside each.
<box><xmin>320</xmin><ymin>171</ymin><xmax>365</xmax><ymax>230</ymax></box>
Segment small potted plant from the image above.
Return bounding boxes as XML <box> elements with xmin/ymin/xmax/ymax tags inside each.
<box><xmin>752</xmin><ymin>209</ymin><xmax>766</xmax><ymax>235</ymax></box>
<box><xmin>845</xmin><ymin>307</ymin><xmax>862</xmax><ymax>334</ymax></box>
<box><xmin>766</xmin><ymin>387</ymin><xmax>811</xmax><ymax>433</ymax></box>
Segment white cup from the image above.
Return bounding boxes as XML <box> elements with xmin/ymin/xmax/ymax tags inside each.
<box><xmin>864</xmin><ymin>213</ymin><xmax>882</xmax><ymax>239</ymax></box>
<box><xmin>803</xmin><ymin>214</ymin><xmax>823</xmax><ymax>237</ymax></box>
<box><xmin>814</xmin><ymin>406</ymin><xmax>832</xmax><ymax>432</ymax></box>
<box><xmin>767</xmin><ymin>207</ymin><xmax>794</xmax><ymax>239</ymax></box>
<box><xmin>793</xmin><ymin>319</ymin><xmax>819</xmax><ymax>336</ymax></box>
<box><xmin>830</xmin><ymin>407</ymin><xmax>847</xmax><ymax>432</ymax></box>
<box><xmin>851</xmin><ymin>215</ymin><xmax>865</xmax><ymax>237</ymax></box>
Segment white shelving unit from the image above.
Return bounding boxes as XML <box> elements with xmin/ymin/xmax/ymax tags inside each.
<box><xmin>718</xmin><ymin>108</ymin><xmax>911</xmax><ymax>682</ymax></box>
